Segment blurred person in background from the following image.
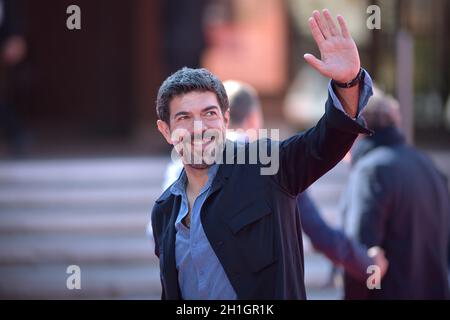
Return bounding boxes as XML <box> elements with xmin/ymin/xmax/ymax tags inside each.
<box><xmin>0</xmin><ymin>0</ymin><xmax>28</xmax><ymax>156</ymax></box>
<box><xmin>162</xmin><ymin>0</ymin><xmax>209</xmax><ymax>73</ymax></box>
<box><xmin>342</xmin><ymin>88</ymin><xmax>450</xmax><ymax>299</ymax></box>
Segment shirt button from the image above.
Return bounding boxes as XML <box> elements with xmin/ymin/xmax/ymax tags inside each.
<box><xmin>199</xmin><ymin>270</ymin><xmax>204</xmax><ymax>276</ymax></box>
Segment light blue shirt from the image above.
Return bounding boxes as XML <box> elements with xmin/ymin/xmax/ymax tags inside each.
<box><xmin>170</xmin><ymin>164</ymin><xmax>237</xmax><ymax>299</ymax></box>
<box><xmin>165</xmin><ymin>70</ymin><xmax>373</xmax><ymax>300</ymax></box>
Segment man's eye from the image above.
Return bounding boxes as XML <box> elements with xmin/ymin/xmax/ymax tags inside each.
<box><xmin>205</xmin><ymin>111</ymin><xmax>216</xmax><ymax>116</ymax></box>
<box><xmin>178</xmin><ymin>116</ymin><xmax>188</xmax><ymax>121</ymax></box>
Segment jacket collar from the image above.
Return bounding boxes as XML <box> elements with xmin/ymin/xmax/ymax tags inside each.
<box><xmin>352</xmin><ymin>126</ymin><xmax>405</xmax><ymax>165</ymax></box>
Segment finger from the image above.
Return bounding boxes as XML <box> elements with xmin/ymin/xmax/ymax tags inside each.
<box><xmin>312</xmin><ymin>10</ymin><xmax>331</xmax><ymax>39</ymax></box>
<box><xmin>337</xmin><ymin>15</ymin><xmax>351</xmax><ymax>38</ymax></box>
<box><xmin>308</xmin><ymin>17</ymin><xmax>325</xmax><ymax>48</ymax></box>
<box><xmin>303</xmin><ymin>53</ymin><xmax>326</xmax><ymax>75</ymax></box>
<box><xmin>323</xmin><ymin>9</ymin><xmax>339</xmax><ymax>37</ymax></box>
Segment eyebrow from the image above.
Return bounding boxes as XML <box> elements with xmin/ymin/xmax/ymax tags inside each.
<box><xmin>173</xmin><ymin>111</ymin><xmax>191</xmax><ymax>119</ymax></box>
<box><xmin>202</xmin><ymin>105</ymin><xmax>220</xmax><ymax>113</ymax></box>
<box><xmin>173</xmin><ymin>105</ymin><xmax>220</xmax><ymax>119</ymax></box>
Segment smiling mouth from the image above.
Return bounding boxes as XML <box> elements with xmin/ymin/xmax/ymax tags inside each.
<box><xmin>191</xmin><ymin>136</ymin><xmax>216</xmax><ymax>148</ymax></box>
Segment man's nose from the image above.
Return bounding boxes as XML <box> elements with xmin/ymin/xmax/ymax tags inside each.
<box><xmin>192</xmin><ymin>119</ymin><xmax>205</xmax><ymax>140</ymax></box>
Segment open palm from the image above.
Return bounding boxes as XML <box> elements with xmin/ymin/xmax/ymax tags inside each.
<box><xmin>304</xmin><ymin>9</ymin><xmax>360</xmax><ymax>84</ymax></box>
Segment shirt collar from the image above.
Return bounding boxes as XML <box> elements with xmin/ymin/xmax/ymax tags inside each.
<box><xmin>170</xmin><ymin>164</ymin><xmax>219</xmax><ymax>196</ymax></box>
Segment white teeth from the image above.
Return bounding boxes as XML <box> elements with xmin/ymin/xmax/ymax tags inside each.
<box><xmin>192</xmin><ymin>140</ymin><xmax>212</xmax><ymax>145</ymax></box>
<box><xmin>193</xmin><ymin>138</ymin><xmax>212</xmax><ymax>144</ymax></box>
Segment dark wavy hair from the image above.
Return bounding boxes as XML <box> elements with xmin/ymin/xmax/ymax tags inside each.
<box><xmin>156</xmin><ymin>67</ymin><xmax>229</xmax><ymax>125</ymax></box>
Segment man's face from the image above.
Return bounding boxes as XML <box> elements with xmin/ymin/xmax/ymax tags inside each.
<box><xmin>157</xmin><ymin>91</ymin><xmax>229</xmax><ymax>169</ymax></box>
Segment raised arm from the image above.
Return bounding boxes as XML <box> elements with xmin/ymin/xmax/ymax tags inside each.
<box><xmin>304</xmin><ymin>9</ymin><xmax>361</xmax><ymax>117</ymax></box>
<box><xmin>272</xmin><ymin>10</ymin><xmax>372</xmax><ymax>196</ymax></box>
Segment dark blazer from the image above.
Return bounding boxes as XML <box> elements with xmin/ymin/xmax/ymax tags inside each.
<box><xmin>343</xmin><ymin>127</ymin><xmax>450</xmax><ymax>299</ymax></box>
<box><xmin>151</xmin><ymin>97</ymin><xmax>370</xmax><ymax>299</ymax></box>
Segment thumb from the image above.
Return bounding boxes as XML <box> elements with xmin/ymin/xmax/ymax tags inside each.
<box><xmin>304</xmin><ymin>53</ymin><xmax>326</xmax><ymax>75</ymax></box>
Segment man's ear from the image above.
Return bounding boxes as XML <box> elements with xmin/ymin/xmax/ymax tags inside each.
<box><xmin>224</xmin><ymin>108</ymin><xmax>230</xmax><ymax>129</ymax></box>
<box><xmin>157</xmin><ymin>120</ymin><xmax>172</xmax><ymax>145</ymax></box>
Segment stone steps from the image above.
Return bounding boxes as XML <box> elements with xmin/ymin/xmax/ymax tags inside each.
<box><xmin>0</xmin><ymin>262</ymin><xmax>162</xmax><ymax>299</ymax></box>
<box><xmin>0</xmin><ymin>157</ymin><xmax>352</xmax><ymax>299</ymax></box>
<box><xmin>0</xmin><ymin>209</ymin><xmax>150</xmax><ymax>234</ymax></box>
<box><xmin>0</xmin><ymin>157</ymin><xmax>168</xmax><ymax>184</ymax></box>
<box><xmin>0</xmin><ymin>233</ymin><xmax>156</xmax><ymax>265</ymax></box>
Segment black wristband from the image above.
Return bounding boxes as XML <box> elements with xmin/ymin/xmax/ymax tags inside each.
<box><xmin>332</xmin><ymin>68</ymin><xmax>363</xmax><ymax>89</ymax></box>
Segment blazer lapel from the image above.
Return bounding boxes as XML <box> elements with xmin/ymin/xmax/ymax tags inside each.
<box><xmin>161</xmin><ymin>195</ymin><xmax>182</xmax><ymax>299</ymax></box>
<box><xmin>208</xmin><ymin>141</ymin><xmax>236</xmax><ymax>195</ymax></box>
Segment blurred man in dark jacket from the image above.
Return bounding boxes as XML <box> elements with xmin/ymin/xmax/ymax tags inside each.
<box><xmin>0</xmin><ymin>0</ymin><xmax>28</xmax><ymax>156</ymax></box>
<box><xmin>162</xmin><ymin>0</ymin><xmax>208</xmax><ymax>73</ymax></box>
<box><xmin>342</xmin><ymin>88</ymin><xmax>450</xmax><ymax>299</ymax></box>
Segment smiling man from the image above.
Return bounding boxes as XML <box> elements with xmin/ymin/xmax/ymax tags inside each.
<box><xmin>151</xmin><ymin>10</ymin><xmax>373</xmax><ymax>299</ymax></box>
